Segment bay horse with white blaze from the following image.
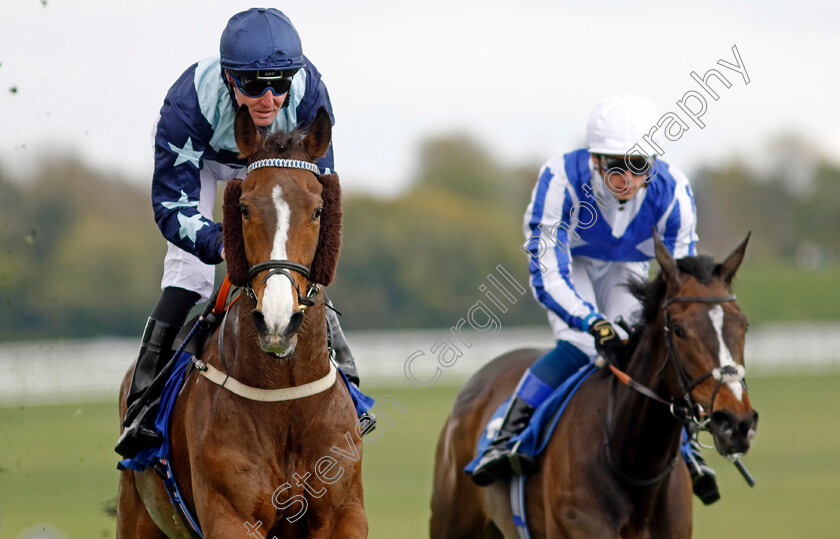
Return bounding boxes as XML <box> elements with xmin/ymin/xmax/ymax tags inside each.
<box><xmin>430</xmin><ymin>234</ymin><xmax>758</xmax><ymax>538</ymax></box>
<box><xmin>116</xmin><ymin>107</ymin><xmax>367</xmax><ymax>537</ymax></box>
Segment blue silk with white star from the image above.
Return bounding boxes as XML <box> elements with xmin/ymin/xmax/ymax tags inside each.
<box><xmin>151</xmin><ymin>54</ymin><xmax>335</xmax><ymax>265</ymax></box>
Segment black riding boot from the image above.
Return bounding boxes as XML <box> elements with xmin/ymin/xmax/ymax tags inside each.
<box><xmin>324</xmin><ymin>298</ymin><xmax>375</xmax><ymax>435</ymax></box>
<box><xmin>115</xmin><ymin>317</ymin><xmax>181</xmax><ymax>457</ymax></box>
<box><xmin>685</xmin><ymin>439</ymin><xmax>721</xmax><ymax>505</ymax></box>
<box><xmin>471</xmin><ymin>396</ymin><xmax>537</xmax><ymax>486</ymax></box>
<box><xmin>115</xmin><ymin>287</ymin><xmax>199</xmax><ymax>458</ymax></box>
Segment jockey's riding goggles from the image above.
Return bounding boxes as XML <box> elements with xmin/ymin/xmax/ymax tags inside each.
<box><xmin>228</xmin><ymin>69</ymin><xmax>299</xmax><ymax>98</ymax></box>
<box><xmin>597</xmin><ymin>154</ymin><xmax>654</xmax><ymax>177</ymax></box>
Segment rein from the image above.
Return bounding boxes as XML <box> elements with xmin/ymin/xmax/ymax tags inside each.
<box><xmin>602</xmin><ymin>375</ymin><xmax>679</xmax><ymax>486</ymax></box>
<box><xmin>602</xmin><ymin>293</ymin><xmax>745</xmax><ymax>486</ymax></box>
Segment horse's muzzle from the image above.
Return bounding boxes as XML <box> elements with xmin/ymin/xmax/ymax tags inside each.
<box><xmin>709</xmin><ymin>409</ymin><xmax>758</xmax><ymax>455</ymax></box>
<box><xmin>251</xmin><ymin>309</ymin><xmax>301</xmax><ymax>357</ymax></box>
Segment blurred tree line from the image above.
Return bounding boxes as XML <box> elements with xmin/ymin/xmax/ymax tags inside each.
<box><xmin>1</xmin><ymin>133</ymin><xmax>838</xmax><ymax>341</ymax></box>
<box><xmin>0</xmin><ymin>157</ymin><xmax>165</xmax><ymax>340</ymax></box>
<box><xmin>692</xmin><ymin>134</ymin><xmax>839</xmax><ymax>266</ymax></box>
<box><xmin>327</xmin><ymin>134</ymin><xmax>545</xmax><ymax>330</ymax></box>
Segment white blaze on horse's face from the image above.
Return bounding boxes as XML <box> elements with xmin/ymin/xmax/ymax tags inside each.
<box><xmin>259</xmin><ymin>185</ymin><xmax>296</xmax><ymax>343</ymax></box>
<box><xmin>708</xmin><ymin>305</ymin><xmax>744</xmax><ymax>401</ymax></box>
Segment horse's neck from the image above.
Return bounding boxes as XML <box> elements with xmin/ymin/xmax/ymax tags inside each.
<box><xmin>229</xmin><ymin>296</ymin><xmax>331</xmax><ymax>389</ymax></box>
<box><xmin>608</xmin><ymin>321</ymin><xmax>684</xmax><ymax>484</ymax></box>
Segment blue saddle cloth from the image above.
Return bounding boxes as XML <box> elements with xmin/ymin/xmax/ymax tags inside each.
<box><xmin>465</xmin><ymin>364</ymin><xmax>597</xmax><ymax>474</ymax></box>
<box><xmin>118</xmin><ymin>351</ymin><xmax>374</xmax><ymax>536</ymax></box>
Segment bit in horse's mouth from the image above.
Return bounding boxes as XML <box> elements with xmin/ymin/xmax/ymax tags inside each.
<box><xmin>724</xmin><ymin>452</ymin><xmax>745</xmax><ymax>462</ymax></box>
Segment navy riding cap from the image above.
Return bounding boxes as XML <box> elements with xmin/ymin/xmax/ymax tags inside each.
<box><xmin>220</xmin><ymin>8</ymin><xmax>304</xmax><ymax>72</ymax></box>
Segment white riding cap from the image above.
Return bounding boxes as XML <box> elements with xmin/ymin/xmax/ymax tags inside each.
<box><xmin>586</xmin><ymin>94</ymin><xmax>659</xmax><ymax>156</ymax></box>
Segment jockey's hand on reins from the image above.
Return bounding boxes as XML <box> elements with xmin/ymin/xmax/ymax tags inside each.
<box><xmin>589</xmin><ymin>319</ymin><xmax>623</xmax><ymax>367</ymax></box>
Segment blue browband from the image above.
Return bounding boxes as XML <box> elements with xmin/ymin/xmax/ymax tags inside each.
<box><xmin>247</xmin><ymin>158</ymin><xmax>320</xmax><ymax>176</ymax></box>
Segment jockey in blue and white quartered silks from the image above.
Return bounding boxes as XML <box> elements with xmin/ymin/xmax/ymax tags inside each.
<box><xmin>469</xmin><ymin>95</ymin><xmax>712</xmax><ymax>498</ymax></box>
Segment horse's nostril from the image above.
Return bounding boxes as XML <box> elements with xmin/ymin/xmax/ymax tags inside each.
<box><xmin>251</xmin><ymin>310</ymin><xmax>269</xmax><ymax>336</ymax></box>
<box><xmin>284</xmin><ymin>311</ymin><xmax>304</xmax><ymax>338</ymax></box>
<box><xmin>711</xmin><ymin>410</ymin><xmax>732</xmax><ymax>424</ymax></box>
<box><xmin>740</xmin><ymin>410</ymin><xmax>759</xmax><ymax>438</ymax></box>
<box><xmin>711</xmin><ymin>410</ymin><xmax>736</xmax><ymax>437</ymax></box>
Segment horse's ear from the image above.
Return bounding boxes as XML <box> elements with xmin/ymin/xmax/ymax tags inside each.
<box><xmin>310</xmin><ymin>173</ymin><xmax>342</xmax><ymax>286</ymax></box>
<box><xmin>303</xmin><ymin>107</ymin><xmax>332</xmax><ymax>161</ymax></box>
<box><xmin>652</xmin><ymin>228</ymin><xmax>683</xmax><ymax>290</ymax></box>
<box><xmin>718</xmin><ymin>232</ymin><xmax>750</xmax><ymax>287</ymax></box>
<box><xmin>234</xmin><ymin>106</ymin><xmax>263</xmax><ymax>158</ymax></box>
<box><xmin>222</xmin><ymin>179</ymin><xmax>250</xmax><ymax>286</ymax></box>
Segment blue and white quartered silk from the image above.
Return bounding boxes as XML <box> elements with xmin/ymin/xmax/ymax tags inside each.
<box><xmin>522</xmin><ymin>149</ymin><xmax>698</xmax><ymax>356</ymax></box>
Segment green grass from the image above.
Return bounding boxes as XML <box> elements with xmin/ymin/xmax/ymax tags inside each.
<box><xmin>1</xmin><ymin>375</ymin><xmax>838</xmax><ymax>538</ymax></box>
<box><xmin>0</xmin><ymin>402</ymin><xmax>119</xmax><ymax>538</ymax></box>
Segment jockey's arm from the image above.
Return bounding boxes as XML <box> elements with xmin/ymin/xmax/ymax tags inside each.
<box><xmin>295</xmin><ymin>55</ymin><xmax>336</xmax><ymax>175</ymax></box>
<box><xmin>151</xmin><ymin>95</ymin><xmax>223</xmax><ymax>266</ymax></box>
<box><xmin>656</xmin><ymin>166</ymin><xmax>699</xmax><ymax>259</ymax></box>
<box><xmin>523</xmin><ymin>163</ymin><xmax>604</xmax><ymax>334</ymax></box>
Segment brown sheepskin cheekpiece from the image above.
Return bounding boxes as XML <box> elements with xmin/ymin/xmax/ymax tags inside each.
<box><xmin>310</xmin><ymin>173</ymin><xmax>342</xmax><ymax>286</ymax></box>
<box><xmin>222</xmin><ymin>179</ymin><xmax>249</xmax><ymax>286</ymax></box>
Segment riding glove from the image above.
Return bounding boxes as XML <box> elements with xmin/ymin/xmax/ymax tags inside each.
<box><xmin>588</xmin><ymin>318</ymin><xmax>623</xmax><ymax>367</ymax></box>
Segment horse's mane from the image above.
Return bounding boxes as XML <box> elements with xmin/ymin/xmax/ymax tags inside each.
<box><xmin>250</xmin><ymin>129</ymin><xmax>307</xmax><ymax>162</ymax></box>
<box><xmin>621</xmin><ymin>255</ymin><xmax>720</xmax><ymax>360</ymax></box>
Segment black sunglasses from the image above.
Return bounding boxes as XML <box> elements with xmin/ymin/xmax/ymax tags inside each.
<box><xmin>597</xmin><ymin>154</ymin><xmax>655</xmax><ymax>176</ymax></box>
<box><xmin>228</xmin><ymin>69</ymin><xmax>299</xmax><ymax>98</ymax></box>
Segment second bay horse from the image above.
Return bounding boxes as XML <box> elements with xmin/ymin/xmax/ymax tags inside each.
<box><xmin>430</xmin><ymin>233</ymin><xmax>758</xmax><ymax>538</ymax></box>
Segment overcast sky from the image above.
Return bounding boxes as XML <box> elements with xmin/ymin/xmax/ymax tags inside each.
<box><xmin>1</xmin><ymin>0</ymin><xmax>838</xmax><ymax>196</ymax></box>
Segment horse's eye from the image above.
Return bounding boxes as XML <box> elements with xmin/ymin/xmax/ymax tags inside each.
<box><xmin>312</xmin><ymin>207</ymin><xmax>323</xmax><ymax>221</ymax></box>
<box><xmin>240</xmin><ymin>204</ymin><xmax>250</xmax><ymax>220</ymax></box>
<box><xmin>672</xmin><ymin>325</ymin><xmax>686</xmax><ymax>338</ymax></box>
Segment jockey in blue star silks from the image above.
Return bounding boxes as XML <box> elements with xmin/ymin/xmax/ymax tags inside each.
<box><xmin>116</xmin><ymin>8</ymin><xmax>372</xmax><ymax>458</ymax></box>
<box><xmin>471</xmin><ymin>94</ymin><xmax>719</xmax><ymax>503</ymax></box>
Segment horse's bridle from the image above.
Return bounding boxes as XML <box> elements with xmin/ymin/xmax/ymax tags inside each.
<box><xmin>602</xmin><ymin>293</ymin><xmax>747</xmax><ymax>486</ymax></box>
<box><xmin>245</xmin><ymin>259</ymin><xmax>320</xmax><ymax>309</ymax></box>
<box><xmin>609</xmin><ymin>293</ymin><xmax>745</xmax><ymax>428</ymax></box>
<box><xmin>661</xmin><ymin>294</ymin><xmax>746</xmax><ymax>431</ymax></box>
<box><xmin>240</xmin><ymin>157</ymin><xmax>324</xmax><ymax>309</ymax></box>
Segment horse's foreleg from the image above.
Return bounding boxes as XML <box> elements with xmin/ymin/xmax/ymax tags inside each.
<box><xmin>430</xmin><ymin>417</ymin><xmax>494</xmax><ymax>538</ymax></box>
<box><xmin>116</xmin><ymin>470</ymin><xmax>167</xmax><ymax>539</ymax></box>
<box><xmin>319</xmin><ymin>506</ymin><xmax>368</xmax><ymax>538</ymax></box>
<box><xmin>304</xmin><ymin>485</ymin><xmax>367</xmax><ymax>539</ymax></box>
